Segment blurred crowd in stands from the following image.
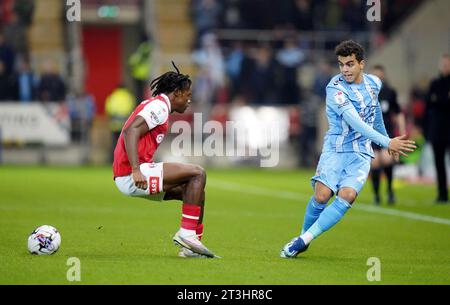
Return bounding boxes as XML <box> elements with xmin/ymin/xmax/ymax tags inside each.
<box><xmin>0</xmin><ymin>0</ymin><xmax>38</xmax><ymax>101</ymax></box>
<box><xmin>190</xmin><ymin>0</ymin><xmax>424</xmax><ymax>48</ymax></box>
<box><xmin>188</xmin><ymin>0</ymin><xmax>424</xmax><ymax>106</ymax></box>
<box><xmin>0</xmin><ymin>0</ymin><xmax>68</xmax><ymax>104</ymax></box>
<box><xmin>188</xmin><ymin>0</ymin><xmax>434</xmax><ymax>168</ymax></box>
<box><xmin>0</xmin><ymin>0</ymin><xmax>96</xmax><ymax>143</ymax></box>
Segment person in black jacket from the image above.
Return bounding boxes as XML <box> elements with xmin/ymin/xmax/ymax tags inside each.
<box><xmin>37</xmin><ymin>59</ymin><xmax>66</xmax><ymax>102</ymax></box>
<box><xmin>424</xmin><ymin>54</ymin><xmax>450</xmax><ymax>203</ymax></box>
<box><xmin>370</xmin><ymin>65</ymin><xmax>405</xmax><ymax>205</ymax></box>
<box><xmin>0</xmin><ymin>59</ymin><xmax>15</xmax><ymax>101</ymax></box>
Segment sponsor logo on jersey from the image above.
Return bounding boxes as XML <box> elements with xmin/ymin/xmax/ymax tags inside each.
<box><xmin>150</xmin><ymin>111</ymin><xmax>161</xmax><ymax>124</ymax></box>
<box><xmin>359</xmin><ymin>105</ymin><xmax>377</xmax><ymax>124</ymax></box>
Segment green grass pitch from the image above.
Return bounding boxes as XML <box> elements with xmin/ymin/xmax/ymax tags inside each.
<box><xmin>0</xmin><ymin>166</ymin><xmax>449</xmax><ymax>284</ymax></box>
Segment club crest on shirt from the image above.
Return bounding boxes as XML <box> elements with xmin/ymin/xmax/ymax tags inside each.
<box><xmin>156</xmin><ymin>134</ymin><xmax>164</xmax><ymax>143</ymax></box>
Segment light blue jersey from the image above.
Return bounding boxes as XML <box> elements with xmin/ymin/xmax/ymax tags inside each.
<box><xmin>322</xmin><ymin>73</ymin><xmax>389</xmax><ymax>158</ymax></box>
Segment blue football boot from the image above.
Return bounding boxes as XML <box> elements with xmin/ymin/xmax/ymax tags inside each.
<box><xmin>280</xmin><ymin>236</ymin><xmax>309</xmax><ymax>258</ymax></box>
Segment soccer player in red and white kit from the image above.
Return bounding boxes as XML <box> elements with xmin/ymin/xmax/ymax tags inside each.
<box><xmin>113</xmin><ymin>63</ymin><xmax>217</xmax><ymax>258</ymax></box>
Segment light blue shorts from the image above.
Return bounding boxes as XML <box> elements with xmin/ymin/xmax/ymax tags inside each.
<box><xmin>311</xmin><ymin>151</ymin><xmax>371</xmax><ymax>194</ymax></box>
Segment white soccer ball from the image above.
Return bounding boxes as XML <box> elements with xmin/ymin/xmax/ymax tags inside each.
<box><xmin>28</xmin><ymin>225</ymin><xmax>61</xmax><ymax>255</ymax></box>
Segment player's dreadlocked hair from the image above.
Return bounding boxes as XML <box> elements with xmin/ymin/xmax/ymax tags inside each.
<box><xmin>150</xmin><ymin>61</ymin><xmax>191</xmax><ymax>97</ymax></box>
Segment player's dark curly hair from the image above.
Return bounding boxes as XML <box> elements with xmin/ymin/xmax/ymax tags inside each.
<box><xmin>335</xmin><ymin>40</ymin><xmax>365</xmax><ymax>62</ymax></box>
<box><xmin>150</xmin><ymin>61</ymin><xmax>192</xmax><ymax>97</ymax></box>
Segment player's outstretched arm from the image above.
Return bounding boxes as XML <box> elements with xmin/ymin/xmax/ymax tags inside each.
<box><xmin>388</xmin><ymin>135</ymin><xmax>417</xmax><ymax>161</ymax></box>
<box><xmin>342</xmin><ymin>109</ymin><xmax>416</xmax><ymax>157</ymax></box>
<box><xmin>341</xmin><ymin>107</ymin><xmax>391</xmax><ymax>148</ymax></box>
<box><xmin>123</xmin><ymin>116</ymin><xmax>150</xmax><ymax>190</ymax></box>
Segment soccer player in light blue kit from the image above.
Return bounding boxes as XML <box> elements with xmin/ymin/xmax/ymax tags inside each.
<box><xmin>281</xmin><ymin>40</ymin><xmax>417</xmax><ymax>258</ymax></box>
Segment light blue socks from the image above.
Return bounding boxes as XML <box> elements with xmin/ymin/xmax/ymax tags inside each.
<box><xmin>307</xmin><ymin>196</ymin><xmax>352</xmax><ymax>239</ymax></box>
<box><xmin>301</xmin><ymin>196</ymin><xmax>327</xmax><ymax>234</ymax></box>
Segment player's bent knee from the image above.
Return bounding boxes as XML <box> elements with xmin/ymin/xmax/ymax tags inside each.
<box><xmin>192</xmin><ymin>165</ymin><xmax>206</xmax><ymax>181</ymax></box>
<box><xmin>313</xmin><ymin>181</ymin><xmax>333</xmax><ymax>203</ymax></box>
<box><xmin>340</xmin><ymin>195</ymin><xmax>356</xmax><ymax>204</ymax></box>
<box><xmin>314</xmin><ymin>193</ymin><xmax>330</xmax><ymax>204</ymax></box>
<box><xmin>338</xmin><ymin>189</ymin><xmax>357</xmax><ymax>204</ymax></box>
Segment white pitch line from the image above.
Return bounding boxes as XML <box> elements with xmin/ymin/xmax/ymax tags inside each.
<box><xmin>355</xmin><ymin>204</ymin><xmax>450</xmax><ymax>226</ymax></box>
<box><xmin>208</xmin><ymin>179</ymin><xmax>450</xmax><ymax>226</ymax></box>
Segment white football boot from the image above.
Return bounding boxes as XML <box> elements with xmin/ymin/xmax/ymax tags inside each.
<box><xmin>173</xmin><ymin>230</ymin><xmax>216</xmax><ymax>258</ymax></box>
<box><xmin>178</xmin><ymin>247</ymin><xmax>205</xmax><ymax>258</ymax></box>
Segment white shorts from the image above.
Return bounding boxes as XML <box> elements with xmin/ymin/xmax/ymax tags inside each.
<box><xmin>114</xmin><ymin>162</ymin><xmax>166</xmax><ymax>202</ymax></box>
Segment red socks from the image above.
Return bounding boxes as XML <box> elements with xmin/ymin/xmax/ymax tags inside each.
<box><xmin>181</xmin><ymin>203</ymin><xmax>201</xmax><ymax>231</ymax></box>
<box><xmin>180</xmin><ymin>204</ymin><xmax>204</xmax><ymax>239</ymax></box>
